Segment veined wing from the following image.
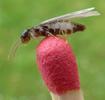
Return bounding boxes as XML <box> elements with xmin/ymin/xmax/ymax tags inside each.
<box><xmin>41</xmin><ymin>7</ymin><xmax>100</xmax><ymax>24</ymax></box>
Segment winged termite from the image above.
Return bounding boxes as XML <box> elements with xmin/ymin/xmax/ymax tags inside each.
<box><xmin>8</xmin><ymin>7</ymin><xmax>100</xmax><ymax>59</ymax></box>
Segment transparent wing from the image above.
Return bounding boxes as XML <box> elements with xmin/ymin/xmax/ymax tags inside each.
<box><xmin>41</xmin><ymin>7</ymin><xmax>100</xmax><ymax>24</ymax></box>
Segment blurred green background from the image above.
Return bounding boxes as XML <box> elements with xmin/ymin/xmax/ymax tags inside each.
<box><xmin>0</xmin><ymin>0</ymin><xmax>105</xmax><ymax>100</ymax></box>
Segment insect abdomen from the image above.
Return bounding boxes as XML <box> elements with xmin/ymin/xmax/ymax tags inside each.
<box><xmin>72</xmin><ymin>23</ymin><xmax>86</xmax><ymax>33</ymax></box>
<box><xmin>47</xmin><ymin>22</ymin><xmax>73</xmax><ymax>35</ymax></box>
<box><xmin>47</xmin><ymin>22</ymin><xmax>85</xmax><ymax>35</ymax></box>
<box><xmin>39</xmin><ymin>22</ymin><xmax>85</xmax><ymax>36</ymax></box>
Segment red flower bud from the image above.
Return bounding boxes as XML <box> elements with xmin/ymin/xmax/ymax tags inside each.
<box><xmin>36</xmin><ymin>36</ymin><xmax>80</xmax><ymax>94</ymax></box>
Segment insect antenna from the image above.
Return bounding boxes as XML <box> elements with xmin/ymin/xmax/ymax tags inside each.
<box><xmin>8</xmin><ymin>38</ymin><xmax>22</xmax><ymax>60</ymax></box>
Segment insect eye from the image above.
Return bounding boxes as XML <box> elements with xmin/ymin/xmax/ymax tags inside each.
<box><xmin>20</xmin><ymin>29</ymin><xmax>31</xmax><ymax>43</ymax></box>
<box><xmin>22</xmin><ymin>29</ymin><xmax>30</xmax><ymax>36</ymax></box>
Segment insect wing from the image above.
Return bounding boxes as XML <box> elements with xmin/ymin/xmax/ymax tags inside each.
<box><xmin>41</xmin><ymin>7</ymin><xmax>100</xmax><ymax>24</ymax></box>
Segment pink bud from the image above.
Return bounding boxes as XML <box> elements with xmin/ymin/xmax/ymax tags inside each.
<box><xmin>36</xmin><ymin>36</ymin><xmax>80</xmax><ymax>94</ymax></box>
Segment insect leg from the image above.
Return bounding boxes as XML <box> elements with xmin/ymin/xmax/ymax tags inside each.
<box><xmin>60</xmin><ymin>20</ymin><xmax>68</xmax><ymax>39</ymax></box>
<box><xmin>47</xmin><ymin>31</ymin><xmax>58</xmax><ymax>39</ymax></box>
<box><xmin>60</xmin><ymin>30</ymin><xmax>68</xmax><ymax>40</ymax></box>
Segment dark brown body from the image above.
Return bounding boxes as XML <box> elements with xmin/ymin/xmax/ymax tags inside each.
<box><xmin>34</xmin><ymin>22</ymin><xmax>85</xmax><ymax>36</ymax></box>
<box><xmin>21</xmin><ymin>22</ymin><xmax>85</xmax><ymax>43</ymax></box>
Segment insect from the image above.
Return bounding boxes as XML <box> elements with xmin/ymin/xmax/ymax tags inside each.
<box><xmin>8</xmin><ymin>7</ymin><xmax>100</xmax><ymax>59</ymax></box>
